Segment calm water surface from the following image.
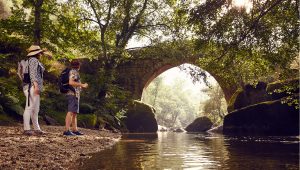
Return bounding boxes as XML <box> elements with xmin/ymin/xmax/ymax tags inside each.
<box><xmin>79</xmin><ymin>132</ymin><xmax>299</xmax><ymax>170</ymax></box>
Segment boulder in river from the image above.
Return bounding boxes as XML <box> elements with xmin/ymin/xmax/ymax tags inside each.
<box><xmin>223</xmin><ymin>100</ymin><xmax>299</xmax><ymax>136</ymax></box>
<box><xmin>227</xmin><ymin>82</ymin><xmax>272</xmax><ymax>112</ymax></box>
<box><xmin>124</xmin><ymin>100</ymin><xmax>158</xmax><ymax>133</ymax></box>
<box><xmin>228</xmin><ymin>79</ymin><xmax>299</xmax><ymax>113</ymax></box>
<box><xmin>172</xmin><ymin>127</ymin><xmax>185</xmax><ymax>132</ymax></box>
<box><xmin>185</xmin><ymin>116</ymin><xmax>213</xmax><ymax>132</ymax></box>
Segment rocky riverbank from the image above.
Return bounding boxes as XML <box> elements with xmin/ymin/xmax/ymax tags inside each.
<box><xmin>0</xmin><ymin>125</ymin><xmax>121</xmax><ymax>169</ymax></box>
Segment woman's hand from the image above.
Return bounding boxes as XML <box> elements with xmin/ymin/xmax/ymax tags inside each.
<box><xmin>33</xmin><ymin>82</ymin><xmax>40</xmax><ymax>95</ymax></box>
<box><xmin>81</xmin><ymin>83</ymin><xmax>88</xmax><ymax>88</ymax></box>
<box><xmin>34</xmin><ymin>86</ymin><xmax>40</xmax><ymax>95</ymax></box>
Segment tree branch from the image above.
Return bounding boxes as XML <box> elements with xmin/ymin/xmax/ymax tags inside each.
<box><xmin>118</xmin><ymin>0</ymin><xmax>149</xmax><ymax>49</ymax></box>
<box><xmin>137</xmin><ymin>23</ymin><xmax>169</xmax><ymax>29</ymax></box>
<box><xmin>86</xmin><ymin>0</ymin><xmax>104</xmax><ymax>29</ymax></box>
<box><xmin>116</xmin><ymin>0</ymin><xmax>132</xmax><ymax>48</ymax></box>
<box><xmin>103</xmin><ymin>0</ymin><xmax>113</xmax><ymax>29</ymax></box>
<box><xmin>83</xmin><ymin>17</ymin><xmax>99</xmax><ymax>24</ymax></box>
<box><xmin>86</xmin><ymin>0</ymin><xmax>110</xmax><ymax>58</ymax></box>
<box><xmin>214</xmin><ymin>0</ymin><xmax>285</xmax><ymax>61</ymax></box>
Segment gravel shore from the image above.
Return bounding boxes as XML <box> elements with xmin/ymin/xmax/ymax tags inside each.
<box><xmin>0</xmin><ymin>125</ymin><xmax>121</xmax><ymax>169</ymax></box>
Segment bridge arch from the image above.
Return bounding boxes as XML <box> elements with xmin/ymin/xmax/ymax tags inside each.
<box><xmin>117</xmin><ymin>57</ymin><xmax>238</xmax><ymax>102</ymax></box>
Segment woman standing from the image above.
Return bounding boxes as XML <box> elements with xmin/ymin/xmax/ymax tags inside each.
<box><xmin>23</xmin><ymin>45</ymin><xmax>49</xmax><ymax>135</ymax></box>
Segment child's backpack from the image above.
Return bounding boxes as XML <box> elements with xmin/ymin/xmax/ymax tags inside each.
<box><xmin>59</xmin><ymin>68</ymin><xmax>75</xmax><ymax>93</ymax></box>
<box><xmin>17</xmin><ymin>59</ymin><xmax>31</xmax><ymax>84</ymax></box>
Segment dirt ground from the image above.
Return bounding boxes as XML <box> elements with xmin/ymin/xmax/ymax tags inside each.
<box><xmin>0</xmin><ymin>125</ymin><xmax>121</xmax><ymax>170</ymax></box>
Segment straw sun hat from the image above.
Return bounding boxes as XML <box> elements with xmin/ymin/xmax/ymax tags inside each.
<box><xmin>27</xmin><ymin>45</ymin><xmax>44</xmax><ymax>57</ymax></box>
<box><xmin>27</xmin><ymin>45</ymin><xmax>53</xmax><ymax>57</ymax></box>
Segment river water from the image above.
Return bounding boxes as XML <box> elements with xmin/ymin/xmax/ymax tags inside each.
<box><xmin>79</xmin><ymin>132</ymin><xmax>299</xmax><ymax>170</ymax></box>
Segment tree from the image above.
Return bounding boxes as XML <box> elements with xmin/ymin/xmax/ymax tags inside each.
<box><xmin>56</xmin><ymin>0</ymin><xmax>192</xmax><ymax>100</ymax></box>
<box><xmin>0</xmin><ymin>0</ymin><xmax>11</xmax><ymax>20</ymax></box>
<box><xmin>26</xmin><ymin>0</ymin><xmax>44</xmax><ymax>45</ymax></box>
<box><xmin>143</xmin><ymin>75</ymin><xmax>164</xmax><ymax>107</ymax></box>
<box><xmin>201</xmin><ymin>85</ymin><xmax>227</xmax><ymax>125</ymax></box>
<box><xmin>69</xmin><ymin>0</ymin><xmax>178</xmax><ymax>60</ymax></box>
<box><xmin>143</xmin><ymin>72</ymin><xmax>200</xmax><ymax>128</ymax></box>
<box><xmin>188</xmin><ymin>0</ymin><xmax>299</xmax><ymax>108</ymax></box>
<box><xmin>0</xmin><ymin>0</ymin><xmax>98</xmax><ymax>58</ymax></box>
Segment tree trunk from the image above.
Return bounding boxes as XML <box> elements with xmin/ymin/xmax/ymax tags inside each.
<box><xmin>33</xmin><ymin>0</ymin><xmax>44</xmax><ymax>45</ymax></box>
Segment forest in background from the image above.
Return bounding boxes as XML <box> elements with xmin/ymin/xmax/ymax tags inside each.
<box><xmin>0</xmin><ymin>0</ymin><xmax>298</xmax><ymax>128</ymax></box>
<box><xmin>142</xmin><ymin>66</ymin><xmax>227</xmax><ymax>128</ymax></box>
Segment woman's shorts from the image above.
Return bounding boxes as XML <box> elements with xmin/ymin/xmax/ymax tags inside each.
<box><xmin>67</xmin><ymin>95</ymin><xmax>79</xmax><ymax>113</ymax></box>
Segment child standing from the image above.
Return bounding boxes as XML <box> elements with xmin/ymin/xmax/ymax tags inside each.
<box><xmin>63</xmin><ymin>60</ymin><xmax>88</xmax><ymax>136</ymax></box>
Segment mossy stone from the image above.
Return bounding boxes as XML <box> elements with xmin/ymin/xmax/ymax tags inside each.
<box><xmin>124</xmin><ymin>100</ymin><xmax>158</xmax><ymax>132</ymax></box>
<box><xmin>227</xmin><ymin>88</ymin><xmax>243</xmax><ymax>113</ymax></box>
<box><xmin>223</xmin><ymin>100</ymin><xmax>299</xmax><ymax>136</ymax></box>
<box><xmin>227</xmin><ymin>82</ymin><xmax>274</xmax><ymax>113</ymax></box>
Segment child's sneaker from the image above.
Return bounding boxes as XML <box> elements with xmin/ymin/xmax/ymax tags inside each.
<box><xmin>72</xmin><ymin>131</ymin><xmax>84</xmax><ymax>135</ymax></box>
<box><xmin>63</xmin><ymin>130</ymin><xmax>75</xmax><ymax>136</ymax></box>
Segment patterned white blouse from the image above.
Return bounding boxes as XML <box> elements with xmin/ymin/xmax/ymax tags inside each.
<box><xmin>23</xmin><ymin>57</ymin><xmax>45</xmax><ymax>91</ymax></box>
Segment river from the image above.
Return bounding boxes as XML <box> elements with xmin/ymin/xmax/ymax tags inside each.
<box><xmin>79</xmin><ymin>132</ymin><xmax>299</xmax><ymax>170</ymax></box>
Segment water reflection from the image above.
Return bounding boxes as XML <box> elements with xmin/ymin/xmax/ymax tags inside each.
<box><xmin>79</xmin><ymin>132</ymin><xmax>299</xmax><ymax>170</ymax></box>
<box><xmin>222</xmin><ymin>136</ymin><xmax>299</xmax><ymax>170</ymax></box>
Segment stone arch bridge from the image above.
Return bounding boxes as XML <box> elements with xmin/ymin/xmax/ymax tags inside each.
<box><xmin>116</xmin><ymin>54</ymin><xmax>238</xmax><ymax>103</ymax></box>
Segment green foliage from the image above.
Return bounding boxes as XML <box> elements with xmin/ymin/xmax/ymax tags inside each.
<box><xmin>79</xmin><ymin>103</ymin><xmax>95</xmax><ymax>114</ymax></box>
<box><xmin>95</xmin><ymin>110</ymin><xmax>121</xmax><ymax>129</ymax></box>
<box><xmin>77</xmin><ymin>114</ymin><xmax>97</xmax><ymax>128</ymax></box>
<box><xmin>5</xmin><ymin>104</ymin><xmax>24</xmax><ymax>116</ymax></box>
<box><xmin>0</xmin><ymin>0</ymin><xmax>99</xmax><ymax>59</ymax></box>
<box><xmin>0</xmin><ymin>113</ymin><xmax>18</xmax><ymax>126</ymax></box>
<box><xmin>227</xmin><ymin>88</ymin><xmax>243</xmax><ymax>112</ymax></box>
<box><xmin>0</xmin><ymin>1</ymin><xmax>32</xmax><ymax>47</ymax></box>
<box><xmin>267</xmin><ymin>78</ymin><xmax>299</xmax><ymax>109</ymax></box>
<box><xmin>46</xmin><ymin>110</ymin><xmax>65</xmax><ymax>125</ymax></box>
<box><xmin>189</xmin><ymin>0</ymin><xmax>298</xmax><ymax>86</ymax></box>
<box><xmin>0</xmin><ymin>0</ymin><xmax>298</xmax><ymax>128</ymax></box>
<box><xmin>142</xmin><ymin>74</ymin><xmax>200</xmax><ymax>128</ymax></box>
<box><xmin>114</xmin><ymin>109</ymin><xmax>127</xmax><ymax>124</ymax></box>
<box><xmin>200</xmin><ymin>85</ymin><xmax>228</xmax><ymax>125</ymax></box>
<box><xmin>281</xmin><ymin>95</ymin><xmax>299</xmax><ymax>109</ymax></box>
<box><xmin>0</xmin><ymin>75</ymin><xmax>24</xmax><ymax>102</ymax></box>
<box><xmin>0</xmin><ymin>58</ymin><xmax>26</xmax><ymax>118</ymax></box>
<box><xmin>40</xmin><ymin>83</ymin><xmax>67</xmax><ymax>113</ymax></box>
<box><xmin>128</xmin><ymin>40</ymin><xmax>197</xmax><ymax>60</ymax></box>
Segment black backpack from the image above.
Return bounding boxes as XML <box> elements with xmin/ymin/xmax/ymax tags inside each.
<box><xmin>59</xmin><ymin>68</ymin><xmax>75</xmax><ymax>93</ymax></box>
